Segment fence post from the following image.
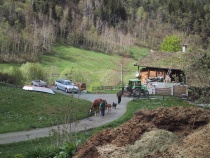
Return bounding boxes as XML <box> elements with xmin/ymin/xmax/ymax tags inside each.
<box><xmin>171</xmin><ymin>84</ymin><xmax>174</xmax><ymax>96</ymax></box>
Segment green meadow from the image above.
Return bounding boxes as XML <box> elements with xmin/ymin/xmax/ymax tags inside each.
<box><xmin>0</xmin><ymin>46</ymin><xmax>150</xmax><ymax>87</ymax></box>
<box><xmin>0</xmin><ymin>83</ymin><xmax>91</xmax><ymax>134</ymax></box>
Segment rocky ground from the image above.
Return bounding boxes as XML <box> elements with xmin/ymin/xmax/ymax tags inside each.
<box><xmin>73</xmin><ymin>106</ymin><xmax>210</xmax><ymax>158</ymax></box>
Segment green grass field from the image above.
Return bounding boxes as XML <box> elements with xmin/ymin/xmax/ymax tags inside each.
<box><xmin>0</xmin><ymin>46</ymin><xmax>150</xmax><ymax>87</ymax></box>
<box><xmin>0</xmin><ymin>83</ymin><xmax>91</xmax><ymax>134</ymax></box>
<box><xmin>0</xmin><ymin>97</ymin><xmax>194</xmax><ymax>158</ymax></box>
<box><xmin>40</xmin><ymin>46</ymin><xmax>144</xmax><ymax>87</ymax></box>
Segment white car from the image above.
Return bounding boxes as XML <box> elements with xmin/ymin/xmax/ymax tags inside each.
<box><xmin>54</xmin><ymin>79</ymin><xmax>79</xmax><ymax>93</ymax></box>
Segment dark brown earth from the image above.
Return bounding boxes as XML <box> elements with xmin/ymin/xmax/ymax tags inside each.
<box><xmin>73</xmin><ymin>106</ymin><xmax>210</xmax><ymax>158</ymax></box>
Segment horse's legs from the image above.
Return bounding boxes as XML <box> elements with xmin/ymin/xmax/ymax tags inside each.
<box><xmin>94</xmin><ymin>108</ymin><xmax>99</xmax><ymax>116</ymax></box>
<box><xmin>96</xmin><ymin>108</ymin><xmax>98</xmax><ymax>116</ymax></box>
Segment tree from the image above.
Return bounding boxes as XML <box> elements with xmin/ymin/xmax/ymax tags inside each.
<box><xmin>160</xmin><ymin>35</ymin><xmax>181</xmax><ymax>52</ymax></box>
<box><xmin>185</xmin><ymin>51</ymin><xmax>210</xmax><ymax>103</ymax></box>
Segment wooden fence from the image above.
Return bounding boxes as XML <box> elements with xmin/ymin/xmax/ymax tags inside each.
<box><xmin>92</xmin><ymin>86</ymin><xmax>122</xmax><ymax>91</ymax></box>
<box><xmin>155</xmin><ymin>85</ymin><xmax>187</xmax><ymax>96</ymax></box>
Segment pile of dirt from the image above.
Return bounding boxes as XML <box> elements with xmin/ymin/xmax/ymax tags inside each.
<box><xmin>162</xmin><ymin>122</ymin><xmax>210</xmax><ymax>157</ymax></box>
<box><xmin>73</xmin><ymin>106</ymin><xmax>210</xmax><ymax>158</ymax></box>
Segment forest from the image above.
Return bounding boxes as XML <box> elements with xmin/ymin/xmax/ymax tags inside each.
<box><xmin>0</xmin><ymin>0</ymin><xmax>209</xmax><ymax>63</ymax></box>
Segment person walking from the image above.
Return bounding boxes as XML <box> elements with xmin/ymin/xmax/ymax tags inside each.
<box><xmin>117</xmin><ymin>88</ymin><xmax>124</xmax><ymax>104</ymax></box>
<box><xmin>100</xmin><ymin>100</ymin><xmax>106</xmax><ymax>117</ymax></box>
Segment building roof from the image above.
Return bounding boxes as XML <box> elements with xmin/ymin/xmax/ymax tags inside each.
<box><xmin>136</xmin><ymin>50</ymin><xmax>184</xmax><ymax>70</ymax></box>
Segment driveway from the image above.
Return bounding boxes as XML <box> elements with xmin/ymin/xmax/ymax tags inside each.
<box><xmin>0</xmin><ymin>90</ymin><xmax>133</xmax><ymax>144</ymax></box>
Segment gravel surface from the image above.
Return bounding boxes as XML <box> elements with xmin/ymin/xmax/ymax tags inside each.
<box><xmin>0</xmin><ymin>89</ymin><xmax>133</xmax><ymax>144</ymax></box>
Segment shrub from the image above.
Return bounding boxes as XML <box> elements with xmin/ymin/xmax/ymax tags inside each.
<box><xmin>10</xmin><ymin>67</ymin><xmax>24</xmax><ymax>85</ymax></box>
<box><xmin>188</xmin><ymin>87</ymin><xmax>210</xmax><ymax>103</ymax></box>
<box><xmin>0</xmin><ymin>72</ymin><xmax>16</xmax><ymax>84</ymax></box>
<box><xmin>14</xmin><ymin>154</ymin><xmax>25</xmax><ymax>158</ymax></box>
<box><xmin>20</xmin><ymin>62</ymin><xmax>49</xmax><ymax>84</ymax></box>
<box><xmin>88</xmin><ymin>81</ymin><xmax>101</xmax><ymax>92</ymax></box>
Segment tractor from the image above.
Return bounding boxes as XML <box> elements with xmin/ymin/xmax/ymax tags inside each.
<box><xmin>125</xmin><ymin>78</ymin><xmax>149</xmax><ymax>97</ymax></box>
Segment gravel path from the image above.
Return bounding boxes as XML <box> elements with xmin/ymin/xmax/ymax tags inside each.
<box><xmin>0</xmin><ymin>91</ymin><xmax>133</xmax><ymax>144</ymax></box>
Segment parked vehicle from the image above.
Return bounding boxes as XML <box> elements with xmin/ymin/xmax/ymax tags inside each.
<box><xmin>125</xmin><ymin>78</ymin><xmax>149</xmax><ymax>97</ymax></box>
<box><xmin>32</xmin><ymin>80</ymin><xmax>47</xmax><ymax>87</ymax></box>
<box><xmin>54</xmin><ymin>79</ymin><xmax>79</xmax><ymax>93</ymax></box>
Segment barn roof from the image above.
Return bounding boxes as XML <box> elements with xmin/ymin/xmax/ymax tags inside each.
<box><xmin>136</xmin><ymin>50</ymin><xmax>184</xmax><ymax>70</ymax></box>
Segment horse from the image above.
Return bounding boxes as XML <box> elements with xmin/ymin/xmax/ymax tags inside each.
<box><xmin>89</xmin><ymin>98</ymin><xmax>103</xmax><ymax>115</ymax></box>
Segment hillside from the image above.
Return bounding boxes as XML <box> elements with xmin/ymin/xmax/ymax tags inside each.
<box><xmin>0</xmin><ymin>0</ymin><xmax>209</xmax><ymax>63</ymax></box>
<box><xmin>45</xmin><ymin>46</ymin><xmax>149</xmax><ymax>85</ymax></box>
<box><xmin>0</xmin><ymin>46</ymin><xmax>150</xmax><ymax>88</ymax></box>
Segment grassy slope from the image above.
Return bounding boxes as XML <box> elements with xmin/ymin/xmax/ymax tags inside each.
<box><xmin>0</xmin><ymin>83</ymin><xmax>91</xmax><ymax>134</ymax></box>
<box><xmin>129</xmin><ymin>46</ymin><xmax>149</xmax><ymax>61</ymax></box>
<box><xmin>43</xmin><ymin>46</ymin><xmax>150</xmax><ymax>86</ymax></box>
<box><xmin>0</xmin><ymin>46</ymin><xmax>150</xmax><ymax>86</ymax></box>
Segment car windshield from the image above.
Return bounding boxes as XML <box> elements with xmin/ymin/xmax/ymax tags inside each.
<box><xmin>65</xmin><ymin>81</ymin><xmax>71</xmax><ymax>85</ymax></box>
<box><xmin>65</xmin><ymin>81</ymin><xmax>74</xmax><ymax>85</ymax></box>
<box><xmin>135</xmin><ymin>81</ymin><xmax>141</xmax><ymax>86</ymax></box>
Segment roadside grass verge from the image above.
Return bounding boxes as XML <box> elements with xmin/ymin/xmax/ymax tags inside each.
<box><xmin>0</xmin><ymin>97</ymin><xmax>194</xmax><ymax>158</ymax></box>
<box><xmin>0</xmin><ymin>83</ymin><xmax>91</xmax><ymax>134</ymax></box>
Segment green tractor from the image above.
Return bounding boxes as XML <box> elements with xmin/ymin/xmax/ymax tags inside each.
<box><xmin>125</xmin><ymin>78</ymin><xmax>149</xmax><ymax>97</ymax></box>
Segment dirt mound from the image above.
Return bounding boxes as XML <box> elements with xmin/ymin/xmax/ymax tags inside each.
<box><xmin>73</xmin><ymin>106</ymin><xmax>210</xmax><ymax>158</ymax></box>
<box><xmin>162</xmin><ymin>122</ymin><xmax>210</xmax><ymax>158</ymax></box>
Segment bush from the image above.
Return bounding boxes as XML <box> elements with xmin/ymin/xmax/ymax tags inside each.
<box><xmin>0</xmin><ymin>72</ymin><xmax>17</xmax><ymax>85</ymax></box>
<box><xmin>88</xmin><ymin>81</ymin><xmax>101</xmax><ymax>92</ymax></box>
<box><xmin>10</xmin><ymin>67</ymin><xmax>24</xmax><ymax>85</ymax></box>
<box><xmin>188</xmin><ymin>87</ymin><xmax>210</xmax><ymax>103</ymax></box>
<box><xmin>20</xmin><ymin>62</ymin><xmax>49</xmax><ymax>84</ymax></box>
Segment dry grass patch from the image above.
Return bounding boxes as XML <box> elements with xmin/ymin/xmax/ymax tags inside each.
<box><xmin>126</xmin><ymin>129</ymin><xmax>177</xmax><ymax>157</ymax></box>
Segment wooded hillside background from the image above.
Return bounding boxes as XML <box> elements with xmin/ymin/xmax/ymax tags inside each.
<box><xmin>0</xmin><ymin>0</ymin><xmax>209</xmax><ymax>63</ymax></box>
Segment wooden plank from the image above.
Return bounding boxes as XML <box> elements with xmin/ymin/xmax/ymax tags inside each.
<box><xmin>173</xmin><ymin>86</ymin><xmax>186</xmax><ymax>96</ymax></box>
<box><xmin>156</xmin><ymin>88</ymin><xmax>171</xmax><ymax>95</ymax></box>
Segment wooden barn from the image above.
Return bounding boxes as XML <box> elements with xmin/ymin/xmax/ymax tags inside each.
<box><xmin>135</xmin><ymin>50</ymin><xmax>185</xmax><ymax>83</ymax></box>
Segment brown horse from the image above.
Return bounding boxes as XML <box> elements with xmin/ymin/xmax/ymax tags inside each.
<box><xmin>89</xmin><ymin>98</ymin><xmax>103</xmax><ymax>115</ymax></box>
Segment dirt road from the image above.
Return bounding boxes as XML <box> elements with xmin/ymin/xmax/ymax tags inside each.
<box><xmin>0</xmin><ymin>92</ymin><xmax>133</xmax><ymax>144</ymax></box>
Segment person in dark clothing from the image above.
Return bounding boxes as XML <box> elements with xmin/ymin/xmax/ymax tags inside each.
<box><xmin>100</xmin><ymin>100</ymin><xmax>106</xmax><ymax>117</ymax></box>
<box><xmin>116</xmin><ymin>88</ymin><xmax>124</xmax><ymax>104</ymax></box>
